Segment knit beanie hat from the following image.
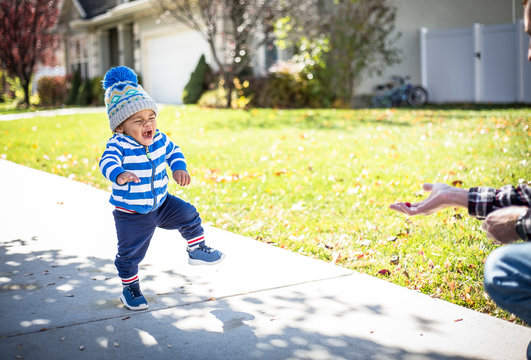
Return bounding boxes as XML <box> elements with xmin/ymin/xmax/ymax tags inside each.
<box><xmin>102</xmin><ymin>66</ymin><xmax>158</xmax><ymax>132</ymax></box>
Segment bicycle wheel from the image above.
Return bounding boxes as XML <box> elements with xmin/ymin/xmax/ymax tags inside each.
<box><xmin>406</xmin><ymin>86</ymin><xmax>428</xmax><ymax>107</ymax></box>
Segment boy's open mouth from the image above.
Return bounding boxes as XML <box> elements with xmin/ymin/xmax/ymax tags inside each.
<box><xmin>142</xmin><ymin>130</ymin><xmax>153</xmax><ymax>140</ymax></box>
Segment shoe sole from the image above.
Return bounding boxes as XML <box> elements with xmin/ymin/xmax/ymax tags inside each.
<box><xmin>120</xmin><ymin>294</ymin><xmax>148</xmax><ymax>311</ymax></box>
<box><xmin>188</xmin><ymin>253</ymin><xmax>226</xmax><ymax>266</ymax></box>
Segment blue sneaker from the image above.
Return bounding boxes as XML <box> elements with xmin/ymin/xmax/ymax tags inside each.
<box><xmin>188</xmin><ymin>244</ymin><xmax>225</xmax><ymax>265</ymax></box>
<box><xmin>120</xmin><ymin>283</ymin><xmax>148</xmax><ymax>311</ymax></box>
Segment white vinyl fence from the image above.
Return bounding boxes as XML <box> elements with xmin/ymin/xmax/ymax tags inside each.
<box><xmin>420</xmin><ymin>20</ymin><xmax>531</xmax><ymax>103</ymax></box>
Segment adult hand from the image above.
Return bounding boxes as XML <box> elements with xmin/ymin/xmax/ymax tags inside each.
<box><xmin>116</xmin><ymin>171</ymin><xmax>140</xmax><ymax>185</ymax></box>
<box><xmin>389</xmin><ymin>183</ymin><xmax>469</xmax><ymax>216</ymax></box>
<box><xmin>173</xmin><ymin>169</ymin><xmax>191</xmax><ymax>187</ymax></box>
<box><xmin>482</xmin><ymin>206</ymin><xmax>528</xmax><ymax>244</ymax></box>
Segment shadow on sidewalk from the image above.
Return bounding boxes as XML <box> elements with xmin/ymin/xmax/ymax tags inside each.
<box><xmin>0</xmin><ymin>236</ymin><xmax>478</xmax><ymax>360</ymax></box>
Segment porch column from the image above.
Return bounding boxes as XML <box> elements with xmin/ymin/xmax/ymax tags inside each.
<box><xmin>133</xmin><ymin>22</ymin><xmax>141</xmax><ymax>72</ymax></box>
<box><xmin>516</xmin><ymin>19</ymin><xmax>525</xmax><ymax>102</ymax></box>
<box><xmin>117</xmin><ymin>23</ymin><xmax>126</xmax><ymax>66</ymax></box>
<box><xmin>473</xmin><ymin>23</ymin><xmax>483</xmax><ymax>103</ymax></box>
<box><xmin>419</xmin><ymin>27</ymin><xmax>428</xmax><ymax>89</ymax></box>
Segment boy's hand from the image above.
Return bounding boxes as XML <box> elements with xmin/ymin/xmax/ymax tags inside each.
<box><xmin>116</xmin><ymin>171</ymin><xmax>140</xmax><ymax>185</ymax></box>
<box><xmin>173</xmin><ymin>170</ymin><xmax>191</xmax><ymax>187</ymax></box>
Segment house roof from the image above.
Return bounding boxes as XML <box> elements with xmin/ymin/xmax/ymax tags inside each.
<box><xmin>77</xmin><ymin>0</ymin><xmax>119</xmax><ymax>19</ymax></box>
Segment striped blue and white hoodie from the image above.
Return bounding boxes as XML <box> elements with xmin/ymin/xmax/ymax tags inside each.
<box><xmin>99</xmin><ymin>130</ymin><xmax>186</xmax><ymax>214</ymax></box>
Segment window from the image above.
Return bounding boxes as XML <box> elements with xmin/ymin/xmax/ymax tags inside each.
<box><xmin>68</xmin><ymin>35</ymin><xmax>89</xmax><ymax>78</ymax></box>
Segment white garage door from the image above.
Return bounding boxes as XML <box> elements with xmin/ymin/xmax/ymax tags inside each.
<box><xmin>143</xmin><ymin>29</ymin><xmax>210</xmax><ymax>104</ymax></box>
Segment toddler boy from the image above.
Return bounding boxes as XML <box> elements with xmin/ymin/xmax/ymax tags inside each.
<box><xmin>99</xmin><ymin>66</ymin><xmax>224</xmax><ymax>311</ymax></box>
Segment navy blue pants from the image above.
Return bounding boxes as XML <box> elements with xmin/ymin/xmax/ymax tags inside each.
<box><xmin>112</xmin><ymin>194</ymin><xmax>203</xmax><ymax>279</ymax></box>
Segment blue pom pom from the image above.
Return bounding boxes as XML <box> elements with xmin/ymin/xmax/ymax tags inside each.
<box><xmin>102</xmin><ymin>66</ymin><xmax>138</xmax><ymax>89</ymax></box>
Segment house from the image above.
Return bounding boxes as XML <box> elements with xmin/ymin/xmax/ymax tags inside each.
<box><xmin>58</xmin><ymin>0</ymin><xmax>276</xmax><ymax>104</ymax></box>
<box><xmin>58</xmin><ymin>0</ymin><xmax>528</xmax><ymax>105</ymax></box>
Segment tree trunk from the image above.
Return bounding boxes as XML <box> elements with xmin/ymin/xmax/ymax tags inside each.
<box><xmin>21</xmin><ymin>78</ymin><xmax>30</xmax><ymax>108</ymax></box>
<box><xmin>224</xmin><ymin>75</ymin><xmax>233</xmax><ymax>108</ymax></box>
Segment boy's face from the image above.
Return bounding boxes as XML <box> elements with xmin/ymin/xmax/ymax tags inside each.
<box><xmin>115</xmin><ymin>109</ymin><xmax>157</xmax><ymax>146</ymax></box>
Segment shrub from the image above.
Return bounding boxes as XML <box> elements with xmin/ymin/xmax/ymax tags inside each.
<box><xmin>183</xmin><ymin>54</ymin><xmax>211</xmax><ymax>104</ymax></box>
<box><xmin>65</xmin><ymin>71</ymin><xmax>81</xmax><ymax>105</ymax></box>
<box><xmin>197</xmin><ymin>78</ymin><xmax>252</xmax><ymax>109</ymax></box>
<box><xmin>246</xmin><ymin>60</ymin><xmax>339</xmax><ymax>109</ymax></box>
<box><xmin>247</xmin><ymin>61</ymin><xmax>306</xmax><ymax>108</ymax></box>
<box><xmin>75</xmin><ymin>79</ymin><xmax>92</xmax><ymax>106</ymax></box>
<box><xmin>0</xmin><ymin>71</ymin><xmax>16</xmax><ymax>102</ymax></box>
<box><xmin>90</xmin><ymin>76</ymin><xmax>105</xmax><ymax>106</ymax></box>
<box><xmin>37</xmin><ymin>76</ymin><xmax>68</xmax><ymax>106</ymax></box>
<box><xmin>197</xmin><ymin>86</ymin><xmax>229</xmax><ymax>108</ymax></box>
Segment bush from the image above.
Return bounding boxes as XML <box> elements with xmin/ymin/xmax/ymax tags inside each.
<box><xmin>246</xmin><ymin>61</ymin><xmax>336</xmax><ymax>109</ymax></box>
<box><xmin>197</xmin><ymin>86</ymin><xmax>229</xmax><ymax>108</ymax></box>
<box><xmin>90</xmin><ymin>76</ymin><xmax>105</xmax><ymax>106</ymax></box>
<box><xmin>65</xmin><ymin>71</ymin><xmax>81</xmax><ymax>105</ymax></box>
<box><xmin>0</xmin><ymin>71</ymin><xmax>17</xmax><ymax>103</ymax></box>
<box><xmin>183</xmin><ymin>54</ymin><xmax>211</xmax><ymax>104</ymax></box>
<box><xmin>37</xmin><ymin>76</ymin><xmax>68</xmax><ymax>106</ymax></box>
<box><xmin>75</xmin><ymin>79</ymin><xmax>92</xmax><ymax>106</ymax></box>
<box><xmin>197</xmin><ymin>78</ymin><xmax>252</xmax><ymax>109</ymax></box>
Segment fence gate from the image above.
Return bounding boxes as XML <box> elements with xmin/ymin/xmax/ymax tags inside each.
<box><xmin>420</xmin><ymin>20</ymin><xmax>531</xmax><ymax>104</ymax></box>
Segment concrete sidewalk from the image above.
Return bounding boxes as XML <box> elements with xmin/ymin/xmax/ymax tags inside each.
<box><xmin>0</xmin><ymin>159</ymin><xmax>529</xmax><ymax>360</ymax></box>
<box><xmin>0</xmin><ymin>107</ymin><xmax>106</xmax><ymax>121</ymax></box>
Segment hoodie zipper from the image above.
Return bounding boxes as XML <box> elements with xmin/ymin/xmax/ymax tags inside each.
<box><xmin>145</xmin><ymin>145</ymin><xmax>157</xmax><ymax>210</ymax></box>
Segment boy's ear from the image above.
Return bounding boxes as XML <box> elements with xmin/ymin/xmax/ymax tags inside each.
<box><xmin>115</xmin><ymin>125</ymin><xmax>124</xmax><ymax>134</ymax></box>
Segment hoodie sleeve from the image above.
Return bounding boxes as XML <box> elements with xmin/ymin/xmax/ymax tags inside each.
<box><xmin>163</xmin><ymin>133</ymin><xmax>187</xmax><ymax>173</ymax></box>
<box><xmin>99</xmin><ymin>137</ymin><xmax>126</xmax><ymax>183</ymax></box>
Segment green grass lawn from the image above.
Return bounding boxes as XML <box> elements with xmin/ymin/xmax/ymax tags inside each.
<box><xmin>1</xmin><ymin>105</ymin><xmax>530</xmax><ymax>322</ymax></box>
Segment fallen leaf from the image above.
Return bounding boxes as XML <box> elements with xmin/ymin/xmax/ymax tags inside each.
<box><xmin>378</xmin><ymin>269</ymin><xmax>391</xmax><ymax>276</ymax></box>
<box><xmin>448</xmin><ymin>281</ymin><xmax>456</xmax><ymax>290</ymax></box>
<box><xmin>46</xmin><ymin>283</ymin><xmax>55</xmax><ymax>287</ymax></box>
<box><xmin>122</xmin><ymin>316</ymin><xmax>130</xmax><ymax>321</ymax></box>
<box><xmin>208</xmin><ymin>297</ymin><xmax>216</xmax><ymax>301</ymax></box>
<box><xmin>454</xmin><ymin>318</ymin><xmax>463</xmax><ymax>322</ymax></box>
<box><xmin>167</xmin><ymin>344</ymin><xmax>173</xmax><ymax>348</ymax></box>
<box><xmin>65</xmin><ymin>294</ymin><xmax>74</xmax><ymax>297</ymax></box>
<box><xmin>113</xmin><ymin>342</ymin><xmax>120</xmax><ymax>347</ymax></box>
<box><xmin>390</xmin><ymin>255</ymin><xmax>399</xmax><ymax>265</ymax></box>
<box><xmin>451</xmin><ymin>180</ymin><xmax>463</xmax><ymax>187</ymax></box>
<box><xmin>79</xmin><ymin>345</ymin><xmax>85</xmax><ymax>351</ymax></box>
<box><xmin>386</xmin><ymin>236</ymin><xmax>397</xmax><ymax>242</ymax></box>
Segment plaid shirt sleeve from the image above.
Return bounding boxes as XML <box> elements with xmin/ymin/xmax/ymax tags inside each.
<box><xmin>468</xmin><ymin>184</ymin><xmax>531</xmax><ymax>241</ymax></box>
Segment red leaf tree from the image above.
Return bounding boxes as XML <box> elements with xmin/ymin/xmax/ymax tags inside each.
<box><xmin>0</xmin><ymin>0</ymin><xmax>60</xmax><ymax>107</ymax></box>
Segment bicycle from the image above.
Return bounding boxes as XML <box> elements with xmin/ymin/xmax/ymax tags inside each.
<box><xmin>370</xmin><ymin>76</ymin><xmax>428</xmax><ymax>108</ymax></box>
